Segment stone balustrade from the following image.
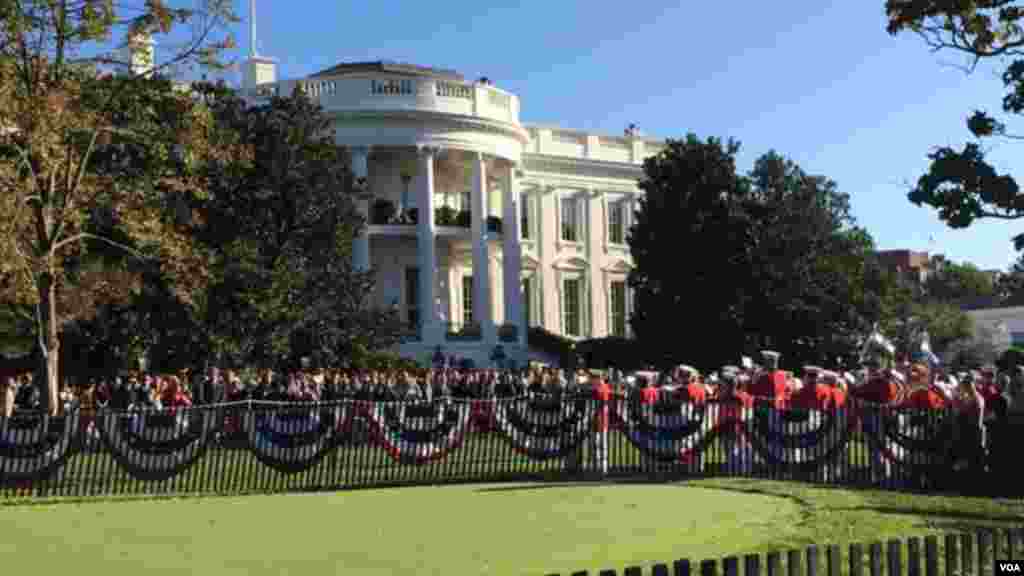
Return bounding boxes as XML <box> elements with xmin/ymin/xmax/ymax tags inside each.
<box><xmin>523</xmin><ymin>126</ymin><xmax>664</xmax><ymax>165</ymax></box>
<box><xmin>244</xmin><ymin>75</ymin><xmax>520</xmax><ymax>125</ymax></box>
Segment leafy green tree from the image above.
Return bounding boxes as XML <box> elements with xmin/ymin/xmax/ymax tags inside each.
<box><xmin>192</xmin><ymin>85</ymin><xmax>402</xmax><ymax>371</ymax></box>
<box><xmin>923</xmin><ymin>255</ymin><xmax>997</xmax><ymax>305</ymax></box>
<box><xmin>742</xmin><ymin>152</ymin><xmax>891</xmax><ymax>366</ymax></box>
<box><xmin>0</xmin><ymin>1</ymin><xmax>235</xmax><ymax>413</ymax></box>
<box><xmin>886</xmin><ymin>1</ymin><xmax>1024</xmax><ymax>248</ymax></box>
<box><xmin>628</xmin><ymin>135</ymin><xmax>754</xmax><ymax>371</ymax></box>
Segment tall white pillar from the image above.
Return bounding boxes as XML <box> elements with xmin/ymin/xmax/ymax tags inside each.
<box><xmin>502</xmin><ymin>162</ymin><xmax>523</xmax><ymax>347</ymax></box>
<box><xmin>351</xmin><ymin>146</ymin><xmax>371</xmax><ymax>272</ymax></box>
<box><xmin>417</xmin><ymin>147</ymin><xmax>439</xmax><ymax>343</ymax></box>
<box><xmin>471</xmin><ymin>151</ymin><xmax>494</xmax><ymax>343</ymax></box>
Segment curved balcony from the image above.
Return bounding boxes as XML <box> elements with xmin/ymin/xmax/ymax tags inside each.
<box><xmin>246</xmin><ymin>75</ymin><xmax>521</xmax><ymax>127</ymax></box>
<box><xmin>367</xmin><ymin>200</ymin><xmax>504</xmax><ymax>238</ymax></box>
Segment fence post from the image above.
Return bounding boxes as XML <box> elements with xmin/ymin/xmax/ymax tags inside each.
<box><xmin>789</xmin><ymin>549</ymin><xmax>802</xmax><ymax>576</ymax></box>
<box><xmin>849</xmin><ymin>543</ymin><xmax>864</xmax><ymax>576</ymax></box>
<box><xmin>869</xmin><ymin>542</ymin><xmax>883</xmax><ymax>576</ymax></box>
<box><xmin>889</xmin><ymin>539</ymin><xmax>904</xmax><ymax>576</ymax></box>
<box><xmin>978</xmin><ymin>530</ymin><xmax>992</xmax><ymax>576</ymax></box>
<box><xmin>924</xmin><ymin>536</ymin><xmax>938</xmax><ymax>576</ymax></box>
<box><xmin>908</xmin><ymin>537</ymin><xmax>921</xmax><ymax>576</ymax></box>
<box><xmin>724</xmin><ymin>556</ymin><xmax>740</xmax><ymax>576</ymax></box>
<box><xmin>945</xmin><ymin>534</ymin><xmax>959</xmax><ymax>576</ymax></box>
<box><xmin>767</xmin><ymin>552</ymin><xmax>782</xmax><ymax>576</ymax></box>
<box><xmin>746</xmin><ymin>554</ymin><xmax>762</xmax><ymax>576</ymax></box>
<box><xmin>807</xmin><ymin>545</ymin><xmax>818</xmax><ymax>576</ymax></box>
<box><xmin>826</xmin><ymin>545</ymin><xmax>840</xmax><ymax>576</ymax></box>
<box><xmin>962</xmin><ymin>532</ymin><xmax>974</xmax><ymax>576</ymax></box>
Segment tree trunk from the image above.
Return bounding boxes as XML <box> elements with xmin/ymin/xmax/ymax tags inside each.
<box><xmin>36</xmin><ymin>271</ymin><xmax>60</xmax><ymax>416</ymax></box>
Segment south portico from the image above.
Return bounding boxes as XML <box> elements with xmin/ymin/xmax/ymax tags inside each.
<box><xmin>347</xmin><ymin>141</ymin><xmax>528</xmax><ymax>367</ymax></box>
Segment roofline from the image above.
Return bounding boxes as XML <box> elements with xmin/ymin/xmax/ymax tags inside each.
<box><xmin>522</xmin><ymin>122</ymin><xmax>664</xmax><ymax>145</ymax></box>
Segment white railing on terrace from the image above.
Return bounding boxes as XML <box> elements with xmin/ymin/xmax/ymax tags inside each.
<box><xmin>245</xmin><ymin>75</ymin><xmax>520</xmax><ymax>125</ymax></box>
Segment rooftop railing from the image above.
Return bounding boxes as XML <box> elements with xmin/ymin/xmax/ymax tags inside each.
<box><xmin>245</xmin><ymin>75</ymin><xmax>520</xmax><ymax>125</ymax></box>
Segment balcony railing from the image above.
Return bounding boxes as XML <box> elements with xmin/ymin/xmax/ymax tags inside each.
<box><xmin>445</xmin><ymin>322</ymin><xmax>481</xmax><ymax>341</ymax></box>
<box><xmin>371</xmin><ymin>200</ymin><xmax>502</xmax><ymax>232</ymax></box>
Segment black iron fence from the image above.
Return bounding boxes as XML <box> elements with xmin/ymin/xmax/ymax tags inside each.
<box><xmin>545</xmin><ymin>527</ymin><xmax>1024</xmax><ymax>576</ymax></box>
<box><xmin>0</xmin><ymin>395</ymin><xmax>1009</xmax><ymax>499</ymax></box>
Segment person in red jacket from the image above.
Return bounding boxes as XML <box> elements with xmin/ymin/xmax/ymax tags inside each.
<box><xmin>674</xmin><ymin>366</ymin><xmax>707</xmax><ymax>405</ymax></box>
<box><xmin>718</xmin><ymin>370</ymin><xmax>753</xmax><ymax>473</ymax></box>
<box><xmin>638</xmin><ymin>376</ymin><xmax>659</xmax><ymax>405</ymax></box>
<box><xmin>589</xmin><ymin>368</ymin><xmax>610</xmax><ymax>473</ymax></box>
<box><xmin>901</xmin><ymin>363</ymin><xmax>947</xmax><ymax>410</ymax></box>
<box><xmin>823</xmin><ymin>371</ymin><xmax>848</xmax><ymax>409</ymax></box>
<box><xmin>789</xmin><ymin>366</ymin><xmax>833</xmax><ymax>411</ymax></box>
<box><xmin>749</xmin><ymin>350</ymin><xmax>788</xmax><ymax>400</ymax></box>
<box><xmin>850</xmin><ymin>365</ymin><xmax>901</xmax><ymax>406</ymax></box>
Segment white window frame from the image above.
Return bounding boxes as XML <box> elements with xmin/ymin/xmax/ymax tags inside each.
<box><xmin>603</xmin><ymin>192</ymin><xmax>633</xmax><ymax>248</ymax></box>
<box><xmin>559</xmin><ymin>195</ymin><xmax>578</xmax><ymax>243</ymax></box>
<box><xmin>562</xmin><ymin>277</ymin><xmax>582</xmax><ymax>337</ymax></box>
<box><xmin>608</xmin><ymin>279</ymin><xmax>628</xmax><ymax>338</ymax></box>
<box><xmin>556</xmin><ymin>267</ymin><xmax>590</xmax><ymax>339</ymax></box>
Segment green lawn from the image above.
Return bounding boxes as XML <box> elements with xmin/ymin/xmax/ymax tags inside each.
<box><xmin>2</xmin><ymin>478</ymin><xmax>1022</xmax><ymax>576</ymax></box>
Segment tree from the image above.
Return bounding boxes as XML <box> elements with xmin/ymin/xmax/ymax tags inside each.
<box><xmin>923</xmin><ymin>255</ymin><xmax>997</xmax><ymax>305</ymax></box>
<box><xmin>742</xmin><ymin>152</ymin><xmax>891</xmax><ymax>366</ymax></box>
<box><xmin>0</xmin><ymin>2</ymin><xmax>235</xmax><ymax>413</ymax></box>
<box><xmin>193</xmin><ymin>85</ymin><xmax>402</xmax><ymax>371</ymax></box>
<box><xmin>886</xmin><ymin>1</ymin><xmax>1024</xmax><ymax>249</ymax></box>
<box><xmin>628</xmin><ymin>135</ymin><xmax>754</xmax><ymax>371</ymax></box>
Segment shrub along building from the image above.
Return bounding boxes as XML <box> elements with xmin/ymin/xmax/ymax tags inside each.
<box><xmin>237</xmin><ymin>48</ymin><xmax>663</xmax><ymax>366</ymax></box>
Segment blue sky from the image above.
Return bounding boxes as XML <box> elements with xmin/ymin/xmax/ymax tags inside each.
<box><xmin>229</xmin><ymin>0</ymin><xmax>1019</xmax><ymax>271</ymax></box>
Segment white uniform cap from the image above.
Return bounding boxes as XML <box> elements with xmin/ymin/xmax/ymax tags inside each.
<box><xmin>721</xmin><ymin>365</ymin><xmax>741</xmax><ymax>374</ymax></box>
<box><xmin>891</xmin><ymin>371</ymin><xmax>906</xmax><ymax>384</ymax></box>
<box><xmin>678</xmin><ymin>365</ymin><xmax>698</xmax><ymax>376</ymax></box>
<box><xmin>761</xmin><ymin>351</ymin><xmax>781</xmax><ymax>361</ymax></box>
<box><xmin>843</xmin><ymin>372</ymin><xmax>855</xmax><ymax>386</ymax></box>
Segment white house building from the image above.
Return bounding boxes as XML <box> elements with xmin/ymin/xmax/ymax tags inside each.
<box><xmin>239</xmin><ymin>55</ymin><xmax>663</xmax><ymax>366</ymax></box>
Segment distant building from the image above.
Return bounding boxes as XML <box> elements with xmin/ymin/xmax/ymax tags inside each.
<box><xmin>875</xmin><ymin>250</ymin><xmax>932</xmax><ymax>285</ymax></box>
<box><xmin>965</xmin><ymin>305</ymin><xmax>1020</xmax><ymax>353</ymax></box>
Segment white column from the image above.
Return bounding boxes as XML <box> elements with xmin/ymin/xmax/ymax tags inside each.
<box><xmin>502</xmin><ymin>163</ymin><xmax>523</xmax><ymax>346</ymax></box>
<box><xmin>470</xmin><ymin>151</ymin><xmax>494</xmax><ymax>343</ymax></box>
<box><xmin>351</xmin><ymin>146</ymin><xmax>371</xmax><ymax>272</ymax></box>
<box><xmin>417</xmin><ymin>146</ymin><xmax>439</xmax><ymax>343</ymax></box>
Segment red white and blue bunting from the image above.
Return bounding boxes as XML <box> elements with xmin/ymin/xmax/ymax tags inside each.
<box><xmin>240</xmin><ymin>403</ymin><xmax>349</xmax><ymax>473</ymax></box>
<box><xmin>492</xmin><ymin>395</ymin><xmax>595</xmax><ymax>460</ymax></box>
<box><xmin>741</xmin><ymin>405</ymin><xmax>859</xmax><ymax>472</ymax></box>
<box><xmin>363</xmin><ymin>399</ymin><xmax>472</xmax><ymax>465</ymax></box>
<box><xmin>97</xmin><ymin>407</ymin><xmax>221</xmax><ymax>481</ymax></box>
<box><xmin>613</xmin><ymin>399</ymin><xmax>719</xmax><ymax>463</ymax></box>
<box><xmin>0</xmin><ymin>410</ymin><xmax>80</xmax><ymax>484</ymax></box>
<box><xmin>861</xmin><ymin>407</ymin><xmax>951</xmax><ymax>475</ymax></box>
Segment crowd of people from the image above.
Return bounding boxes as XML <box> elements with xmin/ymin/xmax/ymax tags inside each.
<box><xmin>2</xmin><ymin>348</ymin><xmax>1021</xmax><ymax>418</ymax></box>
